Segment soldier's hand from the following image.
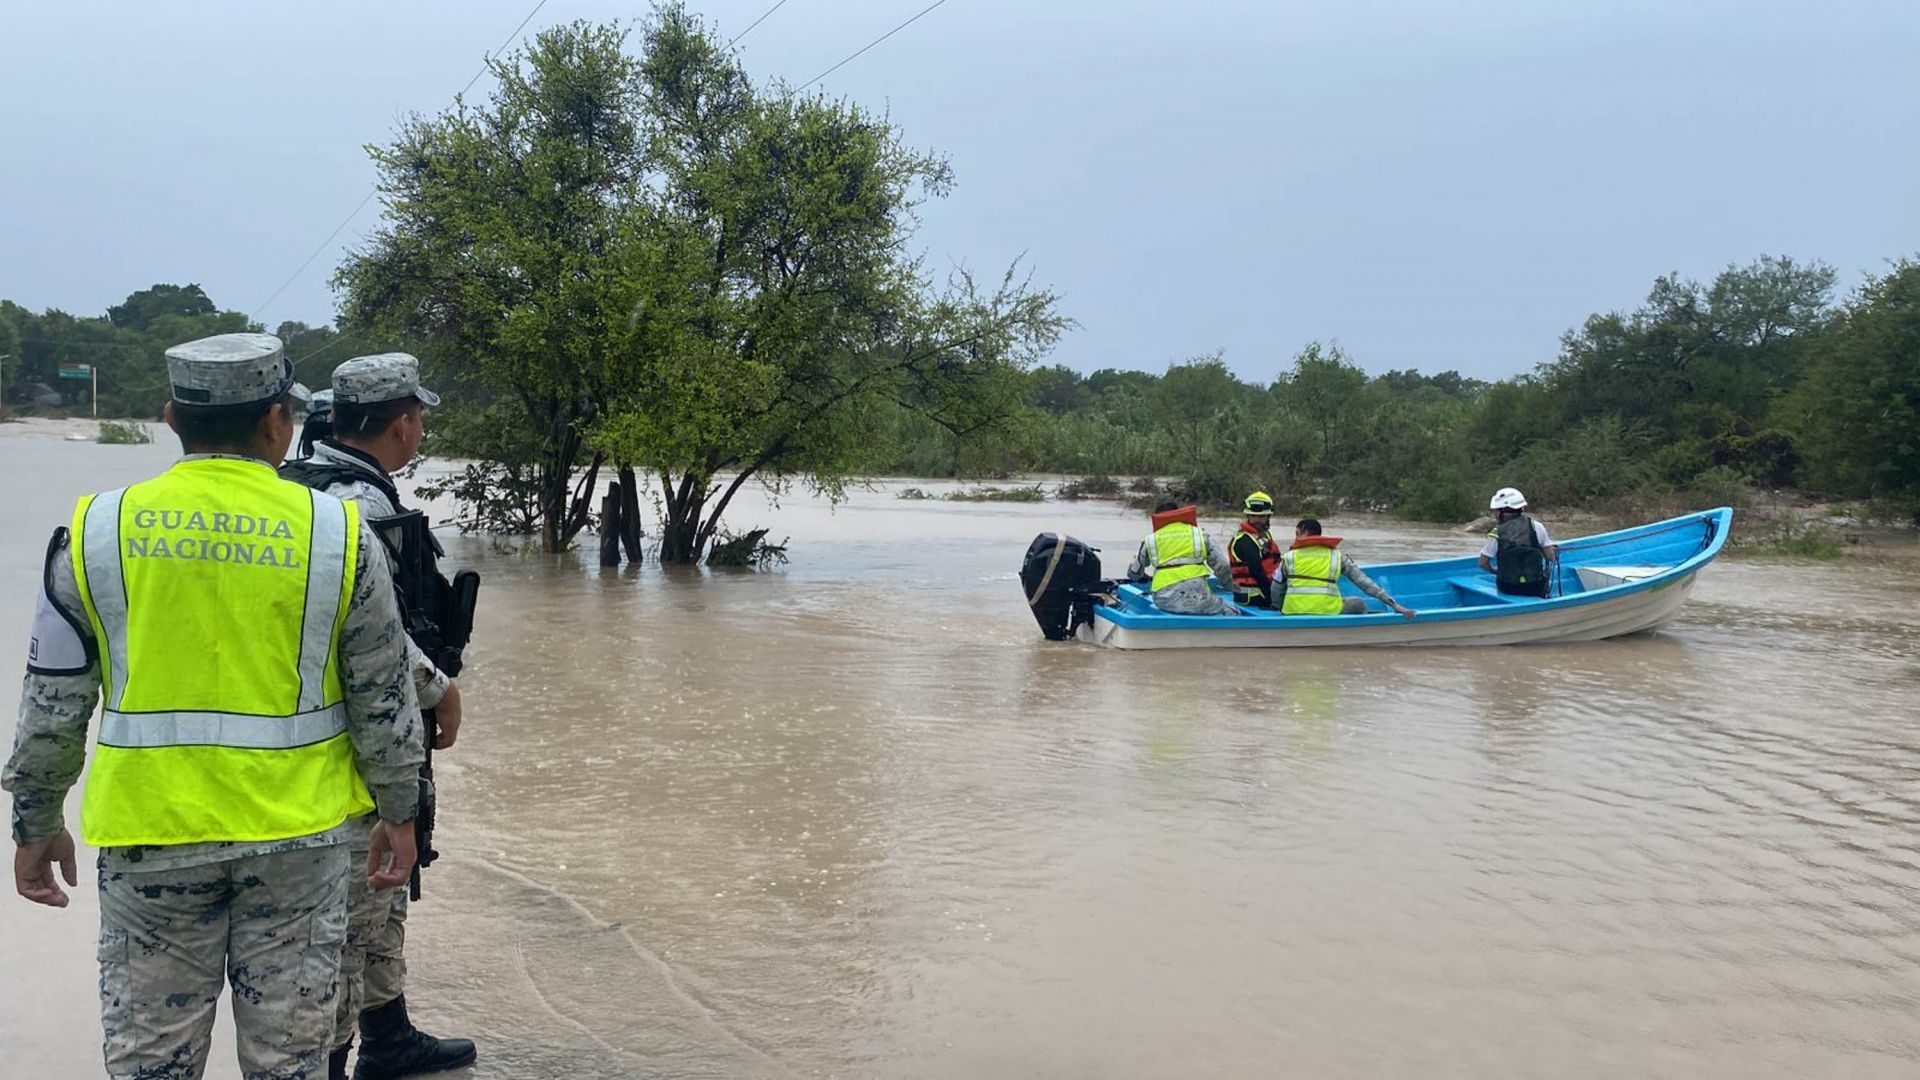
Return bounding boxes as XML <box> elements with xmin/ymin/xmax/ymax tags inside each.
<box><xmin>14</xmin><ymin>829</ymin><xmax>78</xmax><ymax>908</ymax></box>
<box><xmin>434</xmin><ymin>681</ymin><xmax>463</xmax><ymax>750</ymax></box>
<box><xmin>368</xmin><ymin>820</ymin><xmax>418</xmax><ymax>890</ymax></box>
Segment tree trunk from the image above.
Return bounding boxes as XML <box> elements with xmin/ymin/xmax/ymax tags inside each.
<box><xmin>658</xmin><ymin>470</ymin><xmax>707</xmax><ymax>564</ymax></box>
<box><xmin>617</xmin><ymin>464</ymin><xmax>644</xmax><ymax>563</ymax></box>
<box><xmin>561</xmin><ymin>452</ymin><xmax>605</xmax><ymax>550</ymax></box>
<box><xmin>539</xmin><ymin>462</ymin><xmax>567</xmax><ymax>554</ymax></box>
<box><xmin>694</xmin><ymin>464</ymin><xmax>762</xmax><ymax>561</ymax></box>
<box><xmin>537</xmin><ymin>411</ymin><xmax>582</xmax><ymax>553</ymax></box>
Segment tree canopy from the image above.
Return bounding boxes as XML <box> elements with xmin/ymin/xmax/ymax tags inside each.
<box><xmin>337</xmin><ymin>7</ymin><xmax>1064</xmax><ymax>559</ymax></box>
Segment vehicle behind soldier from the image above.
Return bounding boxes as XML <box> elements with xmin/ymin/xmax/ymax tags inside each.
<box><xmin>282</xmin><ymin>352</ymin><xmax>476</xmax><ymax>1080</ymax></box>
<box><xmin>5</xmin><ymin>333</ymin><xmax>424</xmax><ymax>1080</ymax></box>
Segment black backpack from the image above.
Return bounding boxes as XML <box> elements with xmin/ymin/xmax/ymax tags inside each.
<box><xmin>279</xmin><ymin>453</ymin><xmax>404</xmax><ymax>512</ymax></box>
<box><xmin>1494</xmin><ymin>514</ymin><xmax>1550</xmax><ymax>597</ymax></box>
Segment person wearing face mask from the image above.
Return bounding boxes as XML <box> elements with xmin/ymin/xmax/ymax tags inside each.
<box><xmin>280</xmin><ymin>353</ymin><xmax>475</xmax><ymax>1080</ymax></box>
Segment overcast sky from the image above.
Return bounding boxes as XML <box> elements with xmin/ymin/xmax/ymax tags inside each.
<box><xmin>2</xmin><ymin>0</ymin><xmax>1914</xmax><ymax>382</ymax></box>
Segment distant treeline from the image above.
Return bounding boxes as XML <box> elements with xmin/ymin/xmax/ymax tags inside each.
<box><xmin>869</xmin><ymin>255</ymin><xmax>1920</xmax><ymax>522</ymax></box>
<box><xmin>0</xmin><ymin>284</ymin><xmax>359</xmax><ymax>420</ymax></box>
<box><xmin>5</xmin><ymin>253</ymin><xmax>1915</xmax><ymax>525</ymax></box>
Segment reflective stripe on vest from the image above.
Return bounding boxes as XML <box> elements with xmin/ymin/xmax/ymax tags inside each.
<box><xmin>1148</xmin><ymin>522</ymin><xmax>1212</xmax><ymax>592</ymax></box>
<box><xmin>97</xmin><ymin>706</ymin><xmax>350</xmax><ymax>750</ymax></box>
<box><xmin>1281</xmin><ymin>546</ymin><xmax>1345</xmax><ymax>615</ymax></box>
<box><xmin>70</xmin><ymin>458</ymin><xmax>372</xmax><ymax>847</ymax></box>
<box><xmin>1229</xmin><ymin>524</ymin><xmax>1280</xmax><ymax>597</ymax></box>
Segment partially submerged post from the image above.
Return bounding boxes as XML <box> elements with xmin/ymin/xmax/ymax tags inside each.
<box><xmin>618</xmin><ymin>467</ymin><xmax>644</xmax><ymax>563</ymax></box>
<box><xmin>599</xmin><ymin>483</ymin><xmax>623</xmax><ymax>567</ymax></box>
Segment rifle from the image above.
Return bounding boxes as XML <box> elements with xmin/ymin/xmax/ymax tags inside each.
<box><xmin>375</xmin><ymin>510</ymin><xmax>480</xmax><ymax>900</ymax></box>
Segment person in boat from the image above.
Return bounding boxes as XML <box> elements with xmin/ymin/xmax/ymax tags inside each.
<box><xmin>1227</xmin><ymin>491</ymin><xmax>1283</xmax><ymax>608</ymax></box>
<box><xmin>1478</xmin><ymin>487</ymin><xmax>1558</xmax><ymax>597</ymax></box>
<box><xmin>1126</xmin><ymin>501</ymin><xmax>1241</xmax><ymax>615</ymax></box>
<box><xmin>1275</xmin><ymin>518</ymin><xmax>1416</xmax><ymax>617</ymax></box>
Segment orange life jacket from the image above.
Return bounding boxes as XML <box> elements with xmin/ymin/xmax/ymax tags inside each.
<box><xmin>1149</xmin><ymin>505</ymin><xmax>1199</xmax><ymax>532</ymax></box>
<box><xmin>1228</xmin><ymin>520</ymin><xmax>1281</xmax><ymax>593</ymax></box>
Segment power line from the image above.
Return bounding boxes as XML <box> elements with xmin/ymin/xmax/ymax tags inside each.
<box><xmin>729</xmin><ymin>0</ymin><xmax>794</xmax><ymax>47</ymax></box>
<box><xmin>462</xmin><ymin>0</ymin><xmax>554</xmax><ymax>98</ymax></box>
<box><xmin>293</xmin><ymin>329</ymin><xmax>368</xmax><ymax>372</ymax></box>
<box><xmin>251</xmin><ymin>0</ymin><xmax>555</xmax><ymax>321</ymax></box>
<box><xmin>258</xmin><ymin>0</ymin><xmax>947</xmax><ymax>322</ymax></box>
<box><xmin>799</xmin><ymin>0</ymin><xmax>951</xmax><ymax>91</ymax></box>
<box><xmin>249</xmin><ymin>191</ymin><xmax>376</xmax><ymax>322</ymax></box>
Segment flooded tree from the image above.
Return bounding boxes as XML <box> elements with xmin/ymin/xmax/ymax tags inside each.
<box><xmin>596</xmin><ymin>8</ymin><xmax>1063</xmax><ymax>563</ymax></box>
<box><xmin>335</xmin><ymin>21</ymin><xmax>645</xmax><ymax>553</ymax></box>
<box><xmin>336</xmin><ymin>6</ymin><xmax>1063</xmax><ymax>559</ymax></box>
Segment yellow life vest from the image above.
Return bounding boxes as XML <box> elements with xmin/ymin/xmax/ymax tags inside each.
<box><xmin>1280</xmin><ymin>545</ymin><xmax>1345</xmax><ymax>615</ymax></box>
<box><xmin>70</xmin><ymin>457</ymin><xmax>372</xmax><ymax>847</ymax></box>
<box><xmin>1148</xmin><ymin>522</ymin><xmax>1212</xmax><ymax>592</ymax></box>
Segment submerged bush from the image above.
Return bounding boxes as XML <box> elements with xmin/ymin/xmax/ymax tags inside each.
<box><xmin>707</xmin><ymin>528</ymin><xmax>789</xmax><ymax>569</ymax></box>
<box><xmin>97</xmin><ymin>420</ymin><xmax>152</xmax><ymax>445</ymax></box>
<box><xmin>1056</xmin><ymin>474</ymin><xmax>1122</xmax><ymax>500</ymax></box>
<box><xmin>947</xmin><ymin>485</ymin><xmax>1046</xmax><ymax>503</ymax></box>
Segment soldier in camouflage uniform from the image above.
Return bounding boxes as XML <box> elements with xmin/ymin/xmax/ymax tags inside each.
<box><xmin>297</xmin><ymin>387</ymin><xmax>335</xmax><ymax>460</ymax></box>
<box><xmin>4</xmin><ymin>334</ymin><xmax>424</xmax><ymax>1080</ymax></box>
<box><xmin>281</xmin><ymin>353</ymin><xmax>476</xmax><ymax>1080</ymax></box>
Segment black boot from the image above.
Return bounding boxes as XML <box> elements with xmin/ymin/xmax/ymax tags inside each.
<box><xmin>352</xmin><ymin>995</ymin><xmax>477</xmax><ymax>1079</ymax></box>
<box><xmin>329</xmin><ymin>1043</ymin><xmax>353</xmax><ymax>1080</ymax></box>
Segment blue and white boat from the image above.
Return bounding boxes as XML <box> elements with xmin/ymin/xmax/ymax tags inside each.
<box><xmin>1025</xmin><ymin>508</ymin><xmax>1732</xmax><ymax>649</ymax></box>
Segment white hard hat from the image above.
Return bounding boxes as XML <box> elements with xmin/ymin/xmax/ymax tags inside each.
<box><xmin>1490</xmin><ymin>487</ymin><xmax>1528</xmax><ymax>511</ymax></box>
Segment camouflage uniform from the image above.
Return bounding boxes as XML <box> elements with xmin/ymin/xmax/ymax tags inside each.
<box><xmin>295</xmin><ymin>352</ymin><xmax>474</xmax><ymax>1078</ymax></box>
<box><xmin>1126</xmin><ymin>530</ymin><xmax>1243</xmax><ymax>615</ymax></box>
<box><xmin>4</xmin><ymin>334</ymin><xmax>423</xmax><ymax>1080</ymax></box>
<box><xmin>299</xmin><ymin>438</ymin><xmax>447</xmax><ymax>1039</ymax></box>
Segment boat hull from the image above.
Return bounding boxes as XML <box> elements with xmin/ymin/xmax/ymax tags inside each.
<box><xmin>1074</xmin><ymin>508</ymin><xmax>1730</xmax><ymax>650</ymax></box>
<box><xmin>1080</xmin><ymin>570</ymin><xmax>1698</xmax><ymax>649</ymax></box>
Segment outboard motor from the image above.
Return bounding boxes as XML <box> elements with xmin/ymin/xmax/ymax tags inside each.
<box><xmin>1021</xmin><ymin>533</ymin><xmax>1105</xmax><ymax>641</ymax></box>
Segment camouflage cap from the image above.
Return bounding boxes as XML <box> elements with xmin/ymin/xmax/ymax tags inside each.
<box><xmin>310</xmin><ymin>387</ymin><xmax>335</xmax><ymax>416</ymax></box>
<box><xmin>164</xmin><ymin>333</ymin><xmax>293</xmax><ymax>406</ymax></box>
<box><xmin>289</xmin><ymin>382</ymin><xmax>314</xmax><ymax>410</ymax></box>
<box><xmin>332</xmin><ymin>353</ymin><xmax>440</xmax><ymax>407</ymax></box>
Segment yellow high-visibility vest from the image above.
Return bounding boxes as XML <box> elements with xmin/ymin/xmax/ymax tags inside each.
<box><xmin>70</xmin><ymin>457</ymin><xmax>372</xmax><ymax>847</ymax></box>
<box><xmin>1280</xmin><ymin>545</ymin><xmax>1345</xmax><ymax>615</ymax></box>
<box><xmin>1148</xmin><ymin>522</ymin><xmax>1212</xmax><ymax>592</ymax></box>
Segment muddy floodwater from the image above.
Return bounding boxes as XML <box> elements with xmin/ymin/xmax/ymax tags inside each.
<box><xmin>4</xmin><ymin>420</ymin><xmax>1919</xmax><ymax>1079</ymax></box>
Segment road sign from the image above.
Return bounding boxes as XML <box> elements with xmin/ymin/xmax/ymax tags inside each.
<box><xmin>58</xmin><ymin>365</ymin><xmax>92</xmax><ymax>380</ymax></box>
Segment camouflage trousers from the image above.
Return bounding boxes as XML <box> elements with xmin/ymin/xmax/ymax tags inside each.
<box><xmin>333</xmin><ymin>817</ymin><xmax>409</xmax><ymax>1051</ymax></box>
<box><xmin>1151</xmin><ymin>577</ymin><xmax>1243</xmax><ymax>615</ymax></box>
<box><xmin>98</xmin><ymin>844</ymin><xmax>349</xmax><ymax>1080</ymax></box>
